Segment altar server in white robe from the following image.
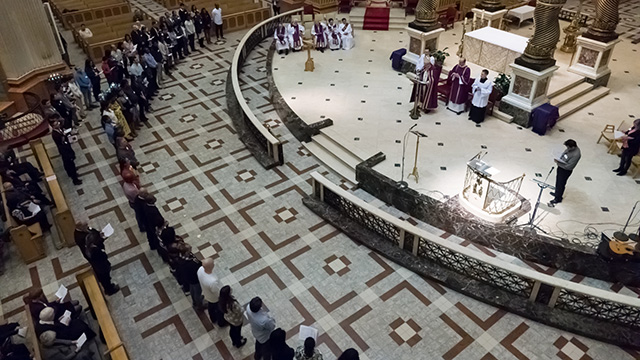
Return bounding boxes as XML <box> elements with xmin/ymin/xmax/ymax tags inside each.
<box><xmin>325</xmin><ymin>18</ymin><xmax>341</xmax><ymax>51</ymax></box>
<box><xmin>288</xmin><ymin>19</ymin><xmax>305</xmax><ymax>51</ymax></box>
<box><xmin>469</xmin><ymin>69</ymin><xmax>493</xmax><ymax>124</ymax></box>
<box><xmin>274</xmin><ymin>23</ymin><xmax>290</xmax><ymax>55</ymax></box>
<box><xmin>339</xmin><ymin>18</ymin><xmax>354</xmax><ymax>50</ymax></box>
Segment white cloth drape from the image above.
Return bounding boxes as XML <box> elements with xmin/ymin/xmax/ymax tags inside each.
<box><xmin>0</xmin><ymin>0</ymin><xmax>63</xmax><ymax>81</ymax></box>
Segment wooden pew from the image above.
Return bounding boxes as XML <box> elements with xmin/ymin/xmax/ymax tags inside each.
<box><xmin>29</xmin><ymin>139</ymin><xmax>76</xmax><ymax>248</ymax></box>
<box><xmin>0</xmin><ymin>175</ymin><xmax>46</xmax><ymax>264</ymax></box>
<box><xmin>23</xmin><ymin>304</ymin><xmax>44</xmax><ymax>360</ymax></box>
<box><xmin>76</xmin><ymin>269</ymin><xmax>129</xmax><ymax>360</ymax></box>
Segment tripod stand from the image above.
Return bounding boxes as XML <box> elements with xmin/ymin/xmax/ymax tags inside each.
<box><xmin>519</xmin><ymin>166</ymin><xmax>555</xmax><ymax>233</ymax></box>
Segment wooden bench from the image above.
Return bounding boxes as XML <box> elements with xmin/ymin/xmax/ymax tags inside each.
<box><xmin>23</xmin><ymin>304</ymin><xmax>44</xmax><ymax>360</ymax></box>
<box><xmin>0</xmin><ymin>175</ymin><xmax>46</xmax><ymax>264</ymax></box>
<box><xmin>76</xmin><ymin>269</ymin><xmax>129</xmax><ymax>360</ymax></box>
<box><xmin>51</xmin><ymin>0</ymin><xmax>131</xmax><ymax>29</ymax></box>
<box><xmin>29</xmin><ymin>139</ymin><xmax>76</xmax><ymax>248</ymax></box>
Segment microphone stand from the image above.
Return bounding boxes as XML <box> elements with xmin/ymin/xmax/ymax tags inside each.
<box><xmin>619</xmin><ymin>200</ymin><xmax>640</xmax><ymax>241</ymax></box>
<box><xmin>520</xmin><ymin>166</ymin><xmax>554</xmax><ymax>233</ymax></box>
<box><xmin>399</xmin><ymin>124</ymin><xmax>417</xmax><ymax>189</ymax></box>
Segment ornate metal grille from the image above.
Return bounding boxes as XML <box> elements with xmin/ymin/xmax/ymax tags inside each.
<box><xmin>555</xmin><ymin>289</ymin><xmax>640</xmax><ymax>328</ymax></box>
<box><xmin>323</xmin><ymin>189</ymin><xmax>400</xmax><ymax>244</ymax></box>
<box><xmin>416</xmin><ymin>237</ymin><xmax>534</xmax><ymax>297</ymax></box>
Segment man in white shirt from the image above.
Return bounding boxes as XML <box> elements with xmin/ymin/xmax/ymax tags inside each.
<box><xmin>469</xmin><ymin>69</ymin><xmax>493</xmax><ymax>124</ymax></box>
<box><xmin>128</xmin><ymin>56</ymin><xmax>144</xmax><ymax>78</ymax></box>
<box><xmin>211</xmin><ymin>4</ymin><xmax>224</xmax><ymax>41</ymax></box>
<box><xmin>78</xmin><ymin>24</ymin><xmax>93</xmax><ymax>40</ymax></box>
<box><xmin>197</xmin><ymin>258</ymin><xmax>228</xmax><ymax>327</ymax></box>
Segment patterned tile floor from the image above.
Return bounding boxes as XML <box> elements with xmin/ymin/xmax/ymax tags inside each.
<box><xmin>1</xmin><ymin>8</ymin><xmax>639</xmax><ymax>360</ymax></box>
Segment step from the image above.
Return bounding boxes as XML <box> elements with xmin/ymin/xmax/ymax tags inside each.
<box><xmin>303</xmin><ymin>141</ymin><xmax>357</xmax><ymax>183</ymax></box>
<box><xmin>491</xmin><ymin>108</ymin><xmax>513</xmax><ymax>123</ymax></box>
<box><xmin>549</xmin><ymin>82</ymin><xmax>593</xmax><ymax>107</ymax></box>
<box><xmin>547</xmin><ymin>76</ymin><xmax>584</xmax><ymax>99</ymax></box>
<box><xmin>313</xmin><ymin>133</ymin><xmax>363</xmax><ymax>169</ymax></box>
<box><xmin>320</xmin><ymin>127</ymin><xmax>371</xmax><ymax>161</ymax></box>
<box><xmin>558</xmin><ymin>87</ymin><xmax>610</xmax><ymax>120</ymax></box>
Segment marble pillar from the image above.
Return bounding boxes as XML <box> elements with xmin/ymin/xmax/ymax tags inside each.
<box><xmin>583</xmin><ymin>0</ymin><xmax>620</xmax><ymax>43</ymax></box>
<box><xmin>476</xmin><ymin>0</ymin><xmax>505</xmax><ymax>12</ymax></box>
<box><xmin>409</xmin><ymin>0</ymin><xmax>440</xmax><ymax>32</ymax></box>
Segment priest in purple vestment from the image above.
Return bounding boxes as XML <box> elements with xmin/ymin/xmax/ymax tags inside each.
<box><xmin>410</xmin><ymin>55</ymin><xmax>441</xmax><ymax>113</ymax></box>
<box><xmin>446</xmin><ymin>57</ymin><xmax>471</xmax><ymax>115</ymax></box>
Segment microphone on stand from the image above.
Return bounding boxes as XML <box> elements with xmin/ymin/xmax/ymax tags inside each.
<box><xmin>399</xmin><ymin>124</ymin><xmax>417</xmax><ymax>189</ymax></box>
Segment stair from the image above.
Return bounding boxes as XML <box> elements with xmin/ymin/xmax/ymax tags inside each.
<box><xmin>351</xmin><ymin>8</ymin><xmax>408</xmax><ymax>31</ymax></box>
<box><xmin>557</xmin><ymin>87</ymin><xmax>610</xmax><ymax>120</ymax></box>
<box><xmin>549</xmin><ymin>82</ymin><xmax>593</xmax><ymax>107</ymax></box>
<box><xmin>302</xmin><ymin>130</ymin><xmax>367</xmax><ymax>183</ymax></box>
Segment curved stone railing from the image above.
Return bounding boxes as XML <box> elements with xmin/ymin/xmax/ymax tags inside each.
<box><xmin>227</xmin><ymin>8</ymin><xmax>304</xmax><ymax>169</ymax></box>
<box><xmin>0</xmin><ymin>92</ymin><xmax>48</xmax><ymax>148</ymax></box>
<box><xmin>305</xmin><ymin>171</ymin><xmax>640</xmax><ymax>348</ymax></box>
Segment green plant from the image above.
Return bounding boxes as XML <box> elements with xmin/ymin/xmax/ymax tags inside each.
<box><xmin>430</xmin><ymin>47</ymin><xmax>449</xmax><ymax>64</ymax></box>
<box><xmin>494</xmin><ymin>73</ymin><xmax>511</xmax><ymax>95</ymax></box>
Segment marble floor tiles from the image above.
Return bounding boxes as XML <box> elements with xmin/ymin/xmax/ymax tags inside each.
<box><xmin>1</xmin><ymin>20</ymin><xmax>639</xmax><ymax>360</ymax></box>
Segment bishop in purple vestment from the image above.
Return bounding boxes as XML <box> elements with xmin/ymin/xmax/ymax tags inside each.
<box><xmin>446</xmin><ymin>57</ymin><xmax>471</xmax><ymax>115</ymax></box>
<box><xmin>410</xmin><ymin>55</ymin><xmax>442</xmax><ymax>113</ymax></box>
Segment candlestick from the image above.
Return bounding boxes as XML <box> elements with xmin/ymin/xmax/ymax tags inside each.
<box><xmin>481</xmin><ymin>10</ymin><xmax>485</xmax><ymax>21</ymax></box>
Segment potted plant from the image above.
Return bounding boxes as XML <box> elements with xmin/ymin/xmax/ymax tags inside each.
<box><xmin>430</xmin><ymin>47</ymin><xmax>449</xmax><ymax>66</ymax></box>
<box><xmin>493</xmin><ymin>73</ymin><xmax>511</xmax><ymax>101</ymax></box>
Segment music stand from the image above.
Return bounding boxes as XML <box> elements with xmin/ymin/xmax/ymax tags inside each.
<box><xmin>519</xmin><ymin>167</ymin><xmax>555</xmax><ymax>233</ymax></box>
<box><xmin>406</xmin><ymin>73</ymin><xmax>426</xmax><ymax>120</ymax></box>
<box><xmin>407</xmin><ymin>130</ymin><xmax>427</xmax><ymax>183</ymax></box>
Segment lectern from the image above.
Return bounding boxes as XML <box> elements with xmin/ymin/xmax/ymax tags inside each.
<box><xmin>460</xmin><ymin>153</ymin><xmax>525</xmax><ymax>222</ymax></box>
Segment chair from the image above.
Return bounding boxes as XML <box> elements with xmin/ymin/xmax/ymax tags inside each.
<box><xmin>437</xmin><ymin>76</ymin><xmax>452</xmax><ymax>103</ymax></box>
<box><xmin>406</xmin><ymin>0</ymin><xmax>418</xmax><ymax>16</ymax></box>
<box><xmin>632</xmin><ymin>156</ymin><xmax>640</xmax><ymax>178</ymax></box>
<box><xmin>439</xmin><ymin>6</ymin><xmax>457</xmax><ymax>30</ymax></box>
<box><xmin>338</xmin><ymin>0</ymin><xmax>353</xmax><ymax>13</ymax></box>
<box><xmin>486</xmin><ymin>87</ymin><xmax>501</xmax><ymax>116</ymax></box>
<box><xmin>597</xmin><ymin>120</ymin><xmax>627</xmax><ymax>149</ymax></box>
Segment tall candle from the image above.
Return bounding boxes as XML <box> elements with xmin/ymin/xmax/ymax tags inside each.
<box><xmin>481</xmin><ymin>10</ymin><xmax>485</xmax><ymax>21</ymax></box>
<box><xmin>464</xmin><ymin>18</ymin><xmax>467</xmax><ymax>26</ymax></box>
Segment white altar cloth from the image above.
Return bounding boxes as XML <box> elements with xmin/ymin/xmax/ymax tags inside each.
<box><xmin>462</xmin><ymin>27</ymin><xmax>529</xmax><ymax>74</ymax></box>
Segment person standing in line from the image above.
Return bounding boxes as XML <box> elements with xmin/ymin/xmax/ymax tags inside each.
<box><xmin>197</xmin><ymin>258</ymin><xmax>228</xmax><ymax>327</ymax></box>
<box><xmin>184</xmin><ymin>15</ymin><xmax>196</xmax><ymax>52</ymax></box>
<box><xmin>176</xmin><ymin>245</ymin><xmax>204</xmax><ymax>310</ymax></box>
<box><xmin>84</xmin><ymin>59</ymin><xmax>102</xmax><ymax>102</ymax></box>
<box><xmin>74</xmin><ymin>67</ymin><xmax>96</xmax><ymax>110</ymax></box>
<box><xmin>218</xmin><ymin>285</ymin><xmax>247</xmax><ymax>348</ymax></box>
<box><xmin>74</xmin><ymin>221</ymin><xmax>101</xmax><ymax>261</ymax></box>
<box><xmin>246</xmin><ymin>296</ymin><xmax>276</xmax><ymax>360</ymax></box>
<box><xmin>136</xmin><ymin>188</ymin><xmax>165</xmax><ymax>250</ymax></box>
<box><xmin>212</xmin><ymin>4</ymin><xmax>224</xmax><ymax>41</ymax></box>
<box><xmin>295</xmin><ymin>337</ymin><xmax>323</xmax><ymax>360</ymax></box>
<box><xmin>121</xmin><ymin>170</ymin><xmax>145</xmax><ymax>233</ymax></box>
<box><xmin>613</xmin><ymin>118</ymin><xmax>640</xmax><ymax>176</ymax></box>
<box><xmin>83</xmin><ymin>225</ymin><xmax>120</xmax><ymax>295</ymax></box>
<box><xmin>269</xmin><ymin>328</ymin><xmax>294</xmax><ymax>360</ymax></box>
<box><xmin>51</xmin><ymin>120</ymin><xmax>82</xmax><ymax>185</ymax></box>
<box><xmin>337</xmin><ymin>349</ymin><xmax>359</xmax><ymax>360</ymax></box>
<box><xmin>549</xmin><ymin>139</ymin><xmax>581</xmax><ymax>207</ymax></box>
<box><xmin>468</xmin><ymin>69</ymin><xmax>493</xmax><ymax>123</ymax></box>
<box><xmin>201</xmin><ymin>8</ymin><xmax>212</xmax><ymax>44</ymax></box>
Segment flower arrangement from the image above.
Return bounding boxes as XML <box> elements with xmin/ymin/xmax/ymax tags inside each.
<box><xmin>430</xmin><ymin>47</ymin><xmax>450</xmax><ymax>65</ymax></box>
<box><xmin>494</xmin><ymin>73</ymin><xmax>511</xmax><ymax>96</ymax></box>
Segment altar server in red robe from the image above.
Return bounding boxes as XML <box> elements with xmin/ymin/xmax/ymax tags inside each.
<box><xmin>446</xmin><ymin>57</ymin><xmax>472</xmax><ymax>115</ymax></box>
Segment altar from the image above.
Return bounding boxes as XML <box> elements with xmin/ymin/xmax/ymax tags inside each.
<box><xmin>462</xmin><ymin>27</ymin><xmax>528</xmax><ymax>74</ymax></box>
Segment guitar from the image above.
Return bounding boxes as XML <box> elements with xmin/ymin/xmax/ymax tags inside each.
<box><xmin>609</xmin><ymin>240</ymin><xmax>639</xmax><ymax>255</ymax></box>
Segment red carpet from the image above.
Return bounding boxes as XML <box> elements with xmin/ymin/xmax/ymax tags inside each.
<box><xmin>363</xmin><ymin>7</ymin><xmax>390</xmax><ymax>31</ymax></box>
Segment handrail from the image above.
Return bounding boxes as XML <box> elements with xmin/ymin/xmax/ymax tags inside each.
<box><xmin>0</xmin><ymin>92</ymin><xmax>42</xmax><ymax>126</ymax></box>
<box><xmin>310</xmin><ymin>172</ymin><xmax>640</xmax><ymax>321</ymax></box>
<box><xmin>229</xmin><ymin>8</ymin><xmax>303</xmax><ymax>166</ymax></box>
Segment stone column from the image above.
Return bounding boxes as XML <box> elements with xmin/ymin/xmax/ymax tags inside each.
<box><xmin>515</xmin><ymin>0</ymin><xmax>568</xmax><ymax>71</ymax></box>
<box><xmin>583</xmin><ymin>0</ymin><xmax>620</xmax><ymax>43</ymax></box>
<box><xmin>476</xmin><ymin>0</ymin><xmax>505</xmax><ymax>12</ymax></box>
<box><xmin>410</xmin><ymin>0</ymin><xmax>440</xmax><ymax>32</ymax></box>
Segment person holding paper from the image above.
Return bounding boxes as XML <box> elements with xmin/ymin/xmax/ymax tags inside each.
<box><xmin>613</xmin><ymin>118</ymin><xmax>640</xmax><ymax>176</ymax></box>
<box><xmin>74</xmin><ymin>221</ymin><xmax>103</xmax><ymax>261</ymax></box>
<box><xmin>83</xmin><ymin>230</ymin><xmax>120</xmax><ymax>295</ymax></box>
<box><xmin>295</xmin><ymin>337</ymin><xmax>323</xmax><ymax>360</ymax></box>
<box><xmin>446</xmin><ymin>57</ymin><xmax>472</xmax><ymax>115</ymax></box>
<box><xmin>36</xmin><ymin>307</ymin><xmax>95</xmax><ymax>341</ymax></box>
<box><xmin>247</xmin><ymin>296</ymin><xmax>276</xmax><ymax>360</ymax></box>
<box><xmin>218</xmin><ymin>285</ymin><xmax>247</xmax><ymax>348</ymax></box>
<box><xmin>3</xmin><ymin>182</ymin><xmax>51</xmax><ymax>231</ymax></box>
<box><xmin>549</xmin><ymin>139</ymin><xmax>581</xmax><ymax>207</ymax></box>
<box><xmin>39</xmin><ymin>331</ymin><xmax>94</xmax><ymax>360</ymax></box>
<box><xmin>469</xmin><ymin>69</ymin><xmax>493</xmax><ymax>124</ymax></box>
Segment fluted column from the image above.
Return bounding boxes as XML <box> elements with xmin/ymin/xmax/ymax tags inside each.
<box><xmin>0</xmin><ymin>0</ymin><xmax>63</xmax><ymax>82</ymax></box>
<box><xmin>583</xmin><ymin>0</ymin><xmax>620</xmax><ymax>43</ymax></box>
<box><xmin>515</xmin><ymin>0</ymin><xmax>567</xmax><ymax>71</ymax></box>
<box><xmin>409</xmin><ymin>0</ymin><xmax>440</xmax><ymax>32</ymax></box>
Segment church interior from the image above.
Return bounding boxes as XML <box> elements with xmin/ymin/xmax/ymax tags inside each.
<box><xmin>0</xmin><ymin>0</ymin><xmax>640</xmax><ymax>359</ymax></box>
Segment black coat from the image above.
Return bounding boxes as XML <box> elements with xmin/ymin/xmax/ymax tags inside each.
<box><xmin>52</xmin><ymin>130</ymin><xmax>75</xmax><ymax>160</ymax></box>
